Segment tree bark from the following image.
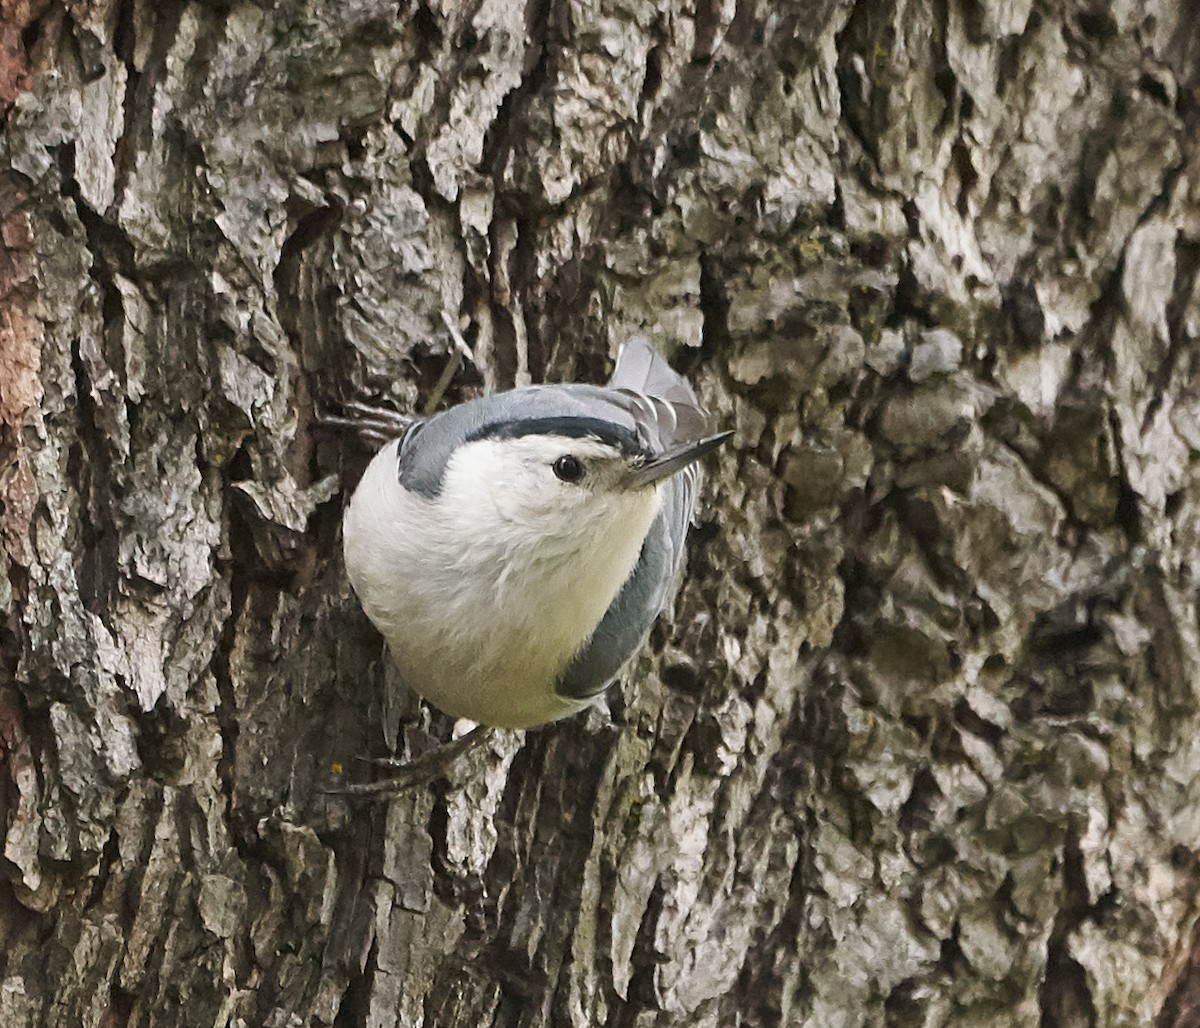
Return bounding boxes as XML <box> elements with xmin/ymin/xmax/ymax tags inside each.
<box><xmin>3</xmin><ymin>0</ymin><xmax>1200</xmax><ymax>1025</ymax></box>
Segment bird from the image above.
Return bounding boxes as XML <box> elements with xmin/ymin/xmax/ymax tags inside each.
<box><xmin>341</xmin><ymin>338</ymin><xmax>731</xmax><ymax>732</ymax></box>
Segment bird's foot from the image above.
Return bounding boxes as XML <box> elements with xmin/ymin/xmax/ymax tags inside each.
<box><xmin>315</xmin><ymin>400</ymin><xmax>414</xmax><ymax>446</ymax></box>
<box><xmin>322</xmin><ymin>724</ymin><xmax>498</xmax><ymax>797</ymax></box>
<box><xmin>420</xmin><ymin>312</ymin><xmax>477</xmax><ymax>415</ymax></box>
<box><xmin>315</xmin><ymin>312</ymin><xmax>474</xmax><ymax>440</ymax></box>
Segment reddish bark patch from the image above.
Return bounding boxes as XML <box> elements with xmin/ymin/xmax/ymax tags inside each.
<box><xmin>0</xmin><ymin>0</ymin><xmax>51</xmax><ymax>112</ymax></box>
<box><xmin>0</xmin><ymin>184</ymin><xmax>40</xmax><ymax>568</ymax></box>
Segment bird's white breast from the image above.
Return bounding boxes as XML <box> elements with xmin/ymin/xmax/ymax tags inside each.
<box><xmin>343</xmin><ymin>437</ymin><xmax>662</xmax><ymax>728</ymax></box>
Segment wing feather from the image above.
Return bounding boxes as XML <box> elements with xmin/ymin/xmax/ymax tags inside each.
<box><xmin>555</xmin><ymin>340</ymin><xmax>714</xmax><ymax>700</ymax></box>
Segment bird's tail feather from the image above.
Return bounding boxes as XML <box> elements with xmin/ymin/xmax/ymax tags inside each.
<box><xmin>610</xmin><ymin>338</ymin><xmax>711</xmax><ymax>440</ymax></box>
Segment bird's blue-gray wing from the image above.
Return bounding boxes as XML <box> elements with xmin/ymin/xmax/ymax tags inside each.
<box><xmin>555</xmin><ymin>473</ymin><xmax>691</xmax><ymax>699</ymax></box>
<box><xmin>556</xmin><ymin>340</ymin><xmax>712</xmax><ymax>699</ymax></box>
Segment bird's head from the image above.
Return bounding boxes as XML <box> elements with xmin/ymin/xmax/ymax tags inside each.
<box><xmin>423</xmin><ymin>417</ymin><xmax>731</xmax><ymax>556</ymax></box>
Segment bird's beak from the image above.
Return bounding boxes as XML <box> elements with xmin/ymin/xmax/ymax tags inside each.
<box><xmin>625</xmin><ymin>431</ymin><xmax>734</xmax><ymax>488</ymax></box>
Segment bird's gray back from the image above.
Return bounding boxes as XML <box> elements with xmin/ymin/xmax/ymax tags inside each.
<box><xmin>399</xmin><ymin>339</ymin><xmax>711</xmax><ymax>500</ymax></box>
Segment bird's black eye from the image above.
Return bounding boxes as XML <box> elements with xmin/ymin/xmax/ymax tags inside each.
<box><xmin>552</xmin><ymin>455</ymin><xmax>585</xmax><ymax>483</ymax></box>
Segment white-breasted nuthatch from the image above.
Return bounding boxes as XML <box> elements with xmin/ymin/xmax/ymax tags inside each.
<box><xmin>342</xmin><ymin>339</ymin><xmax>731</xmax><ymax>729</ymax></box>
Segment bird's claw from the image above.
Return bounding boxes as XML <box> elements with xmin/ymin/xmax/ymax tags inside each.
<box><xmin>322</xmin><ymin>726</ymin><xmax>497</xmax><ymax>797</ymax></box>
<box><xmin>315</xmin><ymin>401</ymin><xmax>414</xmax><ymax>445</ymax></box>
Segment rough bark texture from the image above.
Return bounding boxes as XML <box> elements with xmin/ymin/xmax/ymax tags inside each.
<box><xmin>3</xmin><ymin>0</ymin><xmax>1200</xmax><ymax>1025</ymax></box>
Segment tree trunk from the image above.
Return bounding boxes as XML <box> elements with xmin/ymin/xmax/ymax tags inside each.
<box><xmin>3</xmin><ymin>0</ymin><xmax>1200</xmax><ymax>1024</ymax></box>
